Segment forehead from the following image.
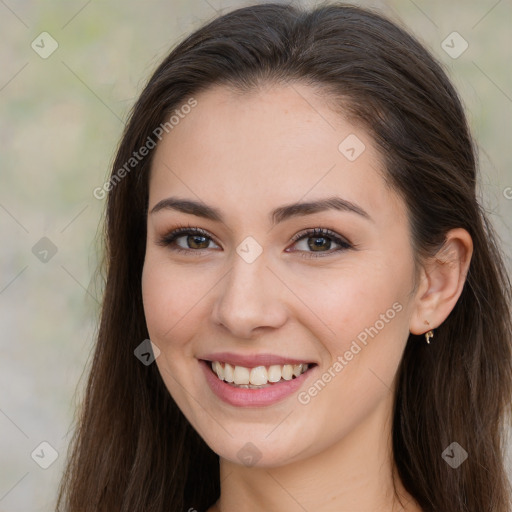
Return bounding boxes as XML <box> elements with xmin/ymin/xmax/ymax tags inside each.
<box><xmin>148</xmin><ymin>83</ymin><xmax>405</xmax><ymax>227</ymax></box>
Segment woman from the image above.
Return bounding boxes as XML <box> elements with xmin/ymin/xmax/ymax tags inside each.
<box><xmin>57</xmin><ymin>2</ymin><xmax>512</xmax><ymax>511</ymax></box>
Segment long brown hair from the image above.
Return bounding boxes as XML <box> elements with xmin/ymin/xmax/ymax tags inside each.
<box><xmin>57</xmin><ymin>2</ymin><xmax>512</xmax><ymax>511</ymax></box>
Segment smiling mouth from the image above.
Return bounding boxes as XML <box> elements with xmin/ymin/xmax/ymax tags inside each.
<box><xmin>206</xmin><ymin>360</ymin><xmax>316</xmax><ymax>388</ymax></box>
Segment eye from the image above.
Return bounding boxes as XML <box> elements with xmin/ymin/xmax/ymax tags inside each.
<box><xmin>287</xmin><ymin>227</ymin><xmax>352</xmax><ymax>258</ymax></box>
<box><xmin>157</xmin><ymin>226</ymin><xmax>220</xmax><ymax>255</ymax></box>
<box><xmin>157</xmin><ymin>225</ymin><xmax>352</xmax><ymax>258</ymax></box>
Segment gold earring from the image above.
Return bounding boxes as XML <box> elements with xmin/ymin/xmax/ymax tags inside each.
<box><xmin>425</xmin><ymin>329</ymin><xmax>434</xmax><ymax>344</ymax></box>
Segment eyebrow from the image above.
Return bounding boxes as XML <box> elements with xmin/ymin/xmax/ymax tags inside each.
<box><xmin>150</xmin><ymin>196</ymin><xmax>372</xmax><ymax>225</ymax></box>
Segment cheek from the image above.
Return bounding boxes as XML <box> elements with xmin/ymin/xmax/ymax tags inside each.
<box><xmin>141</xmin><ymin>254</ymin><xmax>206</xmax><ymax>417</ymax></box>
<box><xmin>141</xmin><ymin>254</ymin><xmax>192</xmax><ymax>343</ymax></box>
<box><xmin>141</xmin><ymin>252</ymin><xmax>220</xmax><ymax>346</ymax></box>
<box><xmin>327</xmin><ymin>266</ymin><xmax>412</xmax><ymax>389</ymax></box>
<box><xmin>297</xmin><ymin>260</ymin><xmax>410</xmax><ymax>354</ymax></box>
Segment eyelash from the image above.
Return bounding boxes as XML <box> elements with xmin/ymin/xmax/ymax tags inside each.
<box><xmin>157</xmin><ymin>224</ymin><xmax>353</xmax><ymax>259</ymax></box>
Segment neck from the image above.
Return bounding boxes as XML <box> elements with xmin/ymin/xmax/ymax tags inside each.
<box><xmin>212</xmin><ymin>392</ymin><xmax>421</xmax><ymax>512</ymax></box>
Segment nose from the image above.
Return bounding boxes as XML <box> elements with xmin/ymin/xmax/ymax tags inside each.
<box><xmin>211</xmin><ymin>250</ymin><xmax>288</xmax><ymax>339</ymax></box>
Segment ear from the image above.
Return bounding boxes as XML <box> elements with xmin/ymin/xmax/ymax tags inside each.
<box><xmin>409</xmin><ymin>228</ymin><xmax>473</xmax><ymax>336</ymax></box>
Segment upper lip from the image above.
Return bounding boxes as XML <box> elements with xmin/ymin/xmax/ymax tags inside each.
<box><xmin>199</xmin><ymin>352</ymin><xmax>316</xmax><ymax>368</ymax></box>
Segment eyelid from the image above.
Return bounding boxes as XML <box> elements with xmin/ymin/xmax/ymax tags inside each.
<box><xmin>289</xmin><ymin>227</ymin><xmax>352</xmax><ymax>246</ymax></box>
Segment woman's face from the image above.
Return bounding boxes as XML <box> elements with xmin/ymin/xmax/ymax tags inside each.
<box><xmin>142</xmin><ymin>83</ymin><xmax>419</xmax><ymax>467</ymax></box>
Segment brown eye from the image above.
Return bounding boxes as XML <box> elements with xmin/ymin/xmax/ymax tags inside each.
<box><xmin>157</xmin><ymin>227</ymin><xmax>220</xmax><ymax>254</ymax></box>
<box><xmin>183</xmin><ymin>233</ymin><xmax>210</xmax><ymax>250</ymax></box>
<box><xmin>307</xmin><ymin>235</ymin><xmax>333</xmax><ymax>252</ymax></box>
<box><xmin>288</xmin><ymin>227</ymin><xmax>352</xmax><ymax>258</ymax></box>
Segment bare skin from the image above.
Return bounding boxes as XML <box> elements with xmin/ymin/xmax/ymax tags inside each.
<box><xmin>141</xmin><ymin>83</ymin><xmax>473</xmax><ymax>512</ymax></box>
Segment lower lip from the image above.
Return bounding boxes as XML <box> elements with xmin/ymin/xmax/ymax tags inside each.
<box><xmin>200</xmin><ymin>360</ymin><xmax>314</xmax><ymax>407</ymax></box>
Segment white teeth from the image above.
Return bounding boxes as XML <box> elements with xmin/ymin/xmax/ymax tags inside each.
<box><xmin>233</xmin><ymin>365</ymin><xmax>250</xmax><ymax>385</ymax></box>
<box><xmin>267</xmin><ymin>365</ymin><xmax>282</xmax><ymax>382</ymax></box>
<box><xmin>293</xmin><ymin>364</ymin><xmax>303</xmax><ymax>377</ymax></box>
<box><xmin>224</xmin><ymin>362</ymin><xmax>234</xmax><ymax>383</ymax></box>
<box><xmin>249</xmin><ymin>366</ymin><xmax>268</xmax><ymax>385</ymax></box>
<box><xmin>213</xmin><ymin>361</ymin><xmax>224</xmax><ymax>380</ymax></box>
<box><xmin>211</xmin><ymin>361</ymin><xmax>310</xmax><ymax>386</ymax></box>
<box><xmin>281</xmin><ymin>364</ymin><xmax>293</xmax><ymax>380</ymax></box>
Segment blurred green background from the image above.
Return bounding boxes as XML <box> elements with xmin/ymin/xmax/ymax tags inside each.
<box><xmin>1</xmin><ymin>0</ymin><xmax>511</xmax><ymax>510</ymax></box>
